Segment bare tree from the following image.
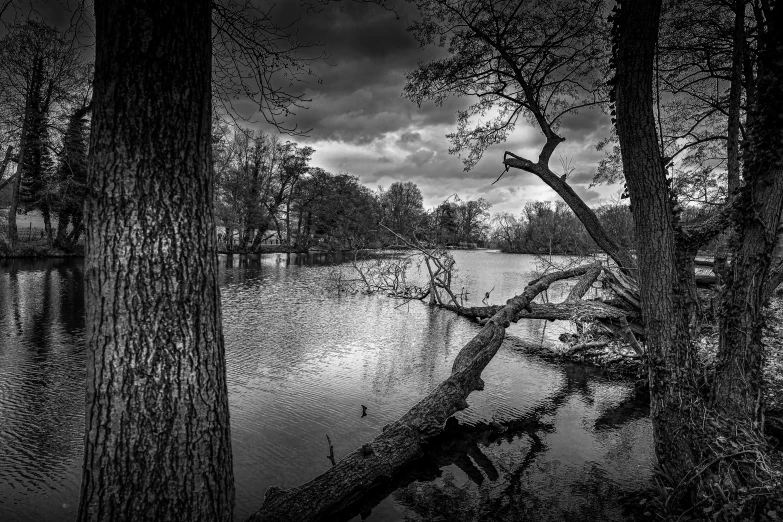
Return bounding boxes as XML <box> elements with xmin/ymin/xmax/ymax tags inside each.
<box><xmin>0</xmin><ymin>20</ymin><xmax>85</xmax><ymax>246</ymax></box>
<box><xmin>404</xmin><ymin>0</ymin><xmax>637</xmax><ymax>273</ymax></box>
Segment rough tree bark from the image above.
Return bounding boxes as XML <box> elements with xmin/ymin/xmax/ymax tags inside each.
<box><xmin>248</xmin><ymin>265</ymin><xmax>595</xmax><ymax>522</ymax></box>
<box><xmin>77</xmin><ymin>1</ymin><xmax>234</xmax><ymax>521</ymax></box>
<box><xmin>614</xmin><ymin>0</ymin><xmax>780</xmax><ymax>508</ymax></box>
<box><xmin>614</xmin><ymin>0</ymin><xmax>707</xmax><ymax>494</ymax></box>
<box><xmin>712</xmin><ymin>1</ymin><xmax>783</xmax><ymax>426</ymax></box>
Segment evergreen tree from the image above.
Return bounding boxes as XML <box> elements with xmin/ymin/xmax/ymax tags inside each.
<box><xmin>54</xmin><ymin>103</ymin><xmax>90</xmax><ymax>248</ymax></box>
<box><xmin>18</xmin><ymin>57</ymin><xmax>55</xmax><ymax>237</ymax></box>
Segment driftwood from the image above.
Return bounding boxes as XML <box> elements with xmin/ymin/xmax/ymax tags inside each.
<box><xmin>565</xmin><ymin>262</ymin><xmax>602</xmax><ymax>302</ymax></box>
<box><xmin>432</xmin><ymin>262</ymin><xmax>646</xmax><ymax>341</ymax></box>
<box><xmin>441</xmin><ymin>299</ymin><xmax>637</xmax><ymax>324</ymax></box>
<box><xmin>602</xmin><ymin>268</ymin><xmax>641</xmax><ymax>310</ymax></box>
<box><xmin>246</xmin><ymin>264</ymin><xmax>595</xmax><ymax>522</ymax></box>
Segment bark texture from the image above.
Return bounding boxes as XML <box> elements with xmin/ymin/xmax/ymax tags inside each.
<box><xmin>77</xmin><ymin>1</ymin><xmax>234</xmax><ymax>521</ymax></box>
<box><xmin>614</xmin><ymin>0</ymin><xmax>781</xmax><ymax>509</ymax></box>
<box><xmin>0</xmin><ymin>145</ymin><xmax>12</xmax><ymax>183</ymax></box>
<box><xmin>713</xmin><ymin>2</ymin><xmax>783</xmax><ymax>425</ymax></box>
<box><xmin>614</xmin><ymin>0</ymin><xmax>704</xmax><ymax>487</ymax></box>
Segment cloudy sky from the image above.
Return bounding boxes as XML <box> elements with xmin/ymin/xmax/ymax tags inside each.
<box><xmin>247</xmin><ymin>0</ymin><xmax>623</xmax><ymax>215</ymax></box>
<box><xmin>8</xmin><ymin>0</ymin><xmax>623</xmax><ymax>215</ymax></box>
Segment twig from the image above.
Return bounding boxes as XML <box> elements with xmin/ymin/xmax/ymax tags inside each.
<box><xmin>325</xmin><ymin>434</ymin><xmax>336</xmax><ymax>467</ymax></box>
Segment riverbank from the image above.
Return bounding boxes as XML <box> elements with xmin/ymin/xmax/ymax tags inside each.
<box><xmin>0</xmin><ymin>240</ymin><xmax>83</xmax><ymax>258</ymax></box>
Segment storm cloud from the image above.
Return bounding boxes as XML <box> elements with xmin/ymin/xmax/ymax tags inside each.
<box><xmin>250</xmin><ymin>0</ymin><xmax>620</xmax><ymax>214</ymax></box>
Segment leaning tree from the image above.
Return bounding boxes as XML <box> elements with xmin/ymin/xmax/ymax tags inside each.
<box><xmin>402</xmin><ymin>0</ymin><xmax>783</xmax><ymax>512</ymax></box>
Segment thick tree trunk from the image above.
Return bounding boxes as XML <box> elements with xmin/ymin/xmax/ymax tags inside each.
<box><xmin>614</xmin><ymin>0</ymin><xmax>706</xmax><ymax>493</ymax></box>
<box><xmin>614</xmin><ymin>0</ymin><xmax>780</xmax><ymax>510</ymax></box>
<box><xmin>77</xmin><ymin>1</ymin><xmax>234</xmax><ymax>521</ymax></box>
<box><xmin>713</xmin><ymin>4</ymin><xmax>783</xmax><ymax>426</ymax></box>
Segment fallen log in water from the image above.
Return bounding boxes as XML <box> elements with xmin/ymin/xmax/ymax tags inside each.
<box><xmin>246</xmin><ymin>264</ymin><xmax>595</xmax><ymax>522</ymax></box>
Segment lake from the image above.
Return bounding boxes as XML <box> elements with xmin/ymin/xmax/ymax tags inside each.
<box><xmin>0</xmin><ymin>251</ymin><xmax>654</xmax><ymax>521</ymax></box>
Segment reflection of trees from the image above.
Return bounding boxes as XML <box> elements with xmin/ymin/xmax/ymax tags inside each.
<box><xmin>0</xmin><ymin>258</ymin><xmax>86</xmax><ymax>499</ymax></box>
<box><xmin>0</xmin><ymin>259</ymin><xmax>25</xmax><ymax>336</ymax></box>
<box><xmin>594</xmin><ymin>392</ymin><xmax>650</xmax><ymax>432</ymax></box>
<box><xmin>56</xmin><ymin>261</ymin><xmax>85</xmax><ymax>335</ymax></box>
<box><xmin>328</xmin><ymin>360</ymin><xmax>651</xmax><ymax>522</ymax></box>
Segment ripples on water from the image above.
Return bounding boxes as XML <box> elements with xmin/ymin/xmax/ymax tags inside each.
<box><xmin>0</xmin><ymin>251</ymin><xmax>654</xmax><ymax>522</ymax></box>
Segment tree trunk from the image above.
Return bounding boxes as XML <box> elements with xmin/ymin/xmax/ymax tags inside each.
<box><xmin>77</xmin><ymin>1</ymin><xmax>234</xmax><ymax>521</ymax></box>
<box><xmin>226</xmin><ymin>226</ymin><xmax>234</xmax><ymax>252</ymax></box>
<box><xmin>66</xmin><ymin>210</ymin><xmax>84</xmax><ymax>247</ymax></box>
<box><xmin>55</xmin><ymin>211</ymin><xmax>70</xmax><ymax>247</ymax></box>
<box><xmin>42</xmin><ymin>206</ymin><xmax>52</xmax><ymax>242</ymax></box>
<box><xmin>614</xmin><ymin>0</ymin><xmax>780</xmax><ymax>510</ymax></box>
<box><xmin>712</xmin><ymin>3</ymin><xmax>783</xmax><ymax>427</ymax></box>
<box><xmin>726</xmin><ymin>0</ymin><xmax>744</xmax><ymax>195</ymax></box>
<box><xmin>614</xmin><ymin>0</ymin><xmax>705</xmax><ymax>494</ymax></box>
<box><xmin>0</xmin><ymin>145</ymin><xmax>12</xmax><ymax>182</ymax></box>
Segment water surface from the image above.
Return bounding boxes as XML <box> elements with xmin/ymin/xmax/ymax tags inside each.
<box><xmin>0</xmin><ymin>251</ymin><xmax>654</xmax><ymax>521</ymax></box>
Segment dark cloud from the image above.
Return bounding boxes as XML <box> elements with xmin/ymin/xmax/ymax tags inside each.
<box><xmin>252</xmin><ymin>0</ymin><xmax>466</xmax><ymax>144</ymax></box>
<box><xmin>15</xmin><ymin>0</ymin><xmax>625</xmax><ymax>218</ymax></box>
<box><xmin>397</xmin><ymin>131</ymin><xmax>421</xmax><ymax>147</ymax></box>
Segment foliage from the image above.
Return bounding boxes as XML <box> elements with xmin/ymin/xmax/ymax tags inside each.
<box><xmin>53</xmin><ymin>100</ymin><xmax>91</xmax><ymax>248</ymax></box>
<box><xmin>291</xmin><ymin>169</ymin><xmax>381</xmax><ymax>249</ymax></box>
<box><xmin>0</xmin><ymin>20</ymin><xmax>90</xmax><ymax>244</ymax></box>
<box><xmin>491</xmin><ymin>201</ymin><xmax>634</xmax><ymax>255</ymax></box>
<box><xmin>423</xmin><ymin>196</ymin><xmax>491</xmax><ymax>247</ymax></box>
<box><xmin>404</xmin><ymin>0</ymin><xmax>609</xmax><ymax>170</ymax></box>
<box><xmin>212</xmin><ymin>123</ymin><xmax>314</xmax><ymax>249</ymax></box>
<box><xmin>379</xmin><ymin>181</ymin><xmax>425</xmax><ymax>239</ymax></box>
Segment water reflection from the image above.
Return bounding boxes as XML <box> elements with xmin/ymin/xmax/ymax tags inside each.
<box><xmin>0</xmin><ymin>252</ymin><xmax>654</xmax><ymax>522</ymax></box>
<box><xmin>332</xmin><ymin>352</ymin><xmax>653</xmax><ymax>522</ymax></box>
<box><xmin>0</xmin><ymin>259</ymin><xmax>85</xmax><ymax>522</ymax></box>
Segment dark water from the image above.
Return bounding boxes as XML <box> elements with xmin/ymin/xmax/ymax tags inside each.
<box><xmin>0</xmin><ymin>251</ymin><xmax>654</xmax><ymax>521</ymax></box>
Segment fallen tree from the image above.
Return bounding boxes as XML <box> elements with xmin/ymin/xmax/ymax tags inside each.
<box><xmin>247</xmin><ymin>263</ymin><xmax>600</xmax><ymax>522</ymax></box>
